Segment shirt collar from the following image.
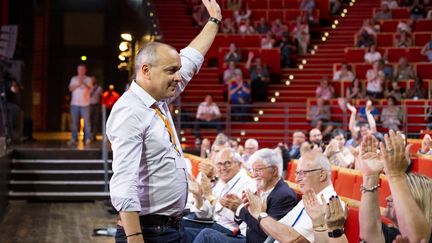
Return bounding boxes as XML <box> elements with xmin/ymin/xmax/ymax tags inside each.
<box><xmin>223</xmin><ymin>168</ymin><xmax>245</xmax><ymax>189</ymax></box>
<box><xmin>316</xmin><ymin>184</ymin><xmax>335</xmax><ymax>198</ymax></box>
<box><xmin>129</xmin><ymin>80</ymin><xmax>157</xmax><ymax>108</ymax></box>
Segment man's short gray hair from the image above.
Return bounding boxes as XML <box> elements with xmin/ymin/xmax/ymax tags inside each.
<box><xmin>312</xmin><ymin>153</ymin><xmax>332</xmax><ymax>182</ymax></box>
<box><xmin>215</xmin><ymin>148</ymin><xmax>243</xmax><ymax>164</ymax></box>
<box><xmin>248</xmin><ymin>148</ymin><xmax>283</xmax><ymax>178</ymax></box>
<box><xmin>134</xmin><ymin>42</ymin><xmax>176</xmax><ymax>75</ymax></box>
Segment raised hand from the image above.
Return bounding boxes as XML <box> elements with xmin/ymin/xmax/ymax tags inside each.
<box><xmin>325</xmin><ymin>196</ymin><xmax>346</xmax><ymax>231</ymax></box>
<box><xmin>379</xmin><ymin>130</ymin><xmax>412</xmax><ymax>178</ymax></box>
<box><xmin>303</xmin><ymin>189</ymin><xmax>326</xmax><ymax>229</ymax></box>
<box><xmin>346</xmin><ymin>102</ymin><xmax>357</xmax><ymax>113</ymax></box>
<box><xmin>188</xmin><ymin>174</ymin><xmax>203</xmax><ymax>197</ymax></box>
<box><xmin>358</xmin><ymin>135</ymin><xmax>384</xmax><ymax>176</ymax></box>
<box><xmin>200</xmin><ymin>173</ymin><xmax>212</xmax><ymax>197</ymax></box>
<box><xmin>421</xmin><ymin>134</ymin><xmax>431</xmax><ymax>153</ymax></box>
<box><xmin>198</xmin><ymin>159</ymin><xmax>215</xmax><ymax>178</ymax></box>
<box><xmin>202</xmin><ymin>0</ymin><xmax>222</xmax><ymax>20</ymax></box>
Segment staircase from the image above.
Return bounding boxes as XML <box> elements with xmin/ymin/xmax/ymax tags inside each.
<box><xmin>9</xmin><ymin>148</ymin><xmax>111</xmax><ymax>201</ymax></box>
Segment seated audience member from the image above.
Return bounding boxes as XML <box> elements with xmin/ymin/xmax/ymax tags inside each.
<box><xmin>329</xmin><ymin>0</ymin><xmax>341</xmax><ymax>15</ymax></box>
<box><xmin>292</xmin><ymin>16</ymin><xmax>310</xmax><ymax>55</ymax></box>
<box><xmin>381</xmin><ymin>96</ymin><xmax>403</xmax><ymax>131</ymax></box>
<box><xmin>242</xmin><ymin>138</ymin><xmax>259</xmax><ymax>165</ymax></box>
<box><xmin>346</xmin><ymin>78</ymin><xmax>364</xmax><ymax>99</ymax></box>
<box><xmin>226</xmin><ymin>0</ymin><xmax>242</xmax><ymax>10</ymax></box>
<box><xmin>229</xmin><ymin>76</ymin><xmax>251</xmax><ymax>121</ymax></box>
<box><xmin>393</xmin><ymin>56</ymin><xmax>415</xmax><ymax>82</ymax></box>
<box><xmin>396</xmin><ymin>20</ymin><xmax>412</xmax><ymax>35</ymax></box>
<box><xmin>345</xmin><ymin>102</ymin><xmax>378</xmax><ymax>150</ymax></box>
<box><xmin>358</xmin><ymin>20</ymin><xmax>378</xmax><ymax>47</ymax></box>
<box><xmin>223</xmin><ymin>61</ymin><xmax>243</xmax><ymax>85</ymax></box>
<box><xmin>255</xmin><ymin>17</ymin><xmax>271</xmax><ymax>34</ymax></box>
<box><xmin>246</xmin><ymin>52</ymin><xmax>270</xmax><ymax>102</ymax></box>
<box><xmin>393</xmin><ymin>31</ymin><xmax>412</xmax><ymax>48</ymax></box>
<box><xmin>224</xmin><ymin>43</ymin><xmax>241</xmax><ymax>64</ymax></box>
<box><xmin>364</xmin><ymin>45</ymin><xmax>382</xmax><ymax>64</ymax></box>
<box><xmin>289</xmin><ymin>131</ymin><xmax>307</xmax><ymax>160</ymax></box>
<box><xmin>324</xmin><ymin>129</ymin><xmax>354</xmax><ymax>168</ymax></box>
<box><xmin>303</xmin><ymin>188</ymin><xmax>349</xmax><ymax>243</ymax></box>
<box><xmin>234</xmin><ymin>6</ymin><xmax>251</xmax><ymax>24</ymax></box>
<box><xmin>374</xmin><ymin>3</ymin><xmax>393</xmax><ymax>20</ymax></box>
<box><xmin>316</xmin><ymin>77</ymin><xmax>335</xmax><ymax>100</ymax></box>
<box><xmin>405</xmin><ymin>78</ymin><xmax>427</xmax><ymax>99</ymax></box>
<box><xmin>358</xmin><ymin>132</ymin><xmax>432</xmax><ymax>243</ymax></box>
<box><xmin>309</xmin><ymin>128</ymin><xmax>326</xmax><ymax>151</ymax></box>
<box><xmin>279</xmin><ymin>36</ymin><xmax>296</xmax><ymax>68</ymax></box>
<box><xmin>333</xmin><ymin>63</ymin><xmax>355</xmax><ymax>82</ymax></box>
<box><xmin>359</xmin><ymin>99</ymin><xmax>380</xmax><ymax>123</ymax></box>
<box><xmin>238</xmin><ymin>19</ymin><xmax>255</xmax><ymax>35</ymax></box>
<box><xmin>261</xmin><ymin>32</ymin><xmax>275</xmax><ymax>49</ymax></box>
<box><xmin>193</xmin><ymin>149</ymin><xmax>298</xmax><ymax>243</ymax></box>
<box><xmin>421</xmin><ymin>39</ymin><xmax>432</xmax><ymax>62</ymax></box>
<box><xmin>193</xmin><ymin>94</ymin><xmax>222</xmax><ymax>140</ymax></box>
<box><xmin>192</xmin><ymin>3</ymin><xmax>210</xmax><ymax>28</ymax></box>
<box><xmin>271</xmin><ymin>19</ymin><xmax>286</xmax><ymax>40</ymax></box>
<box><xmin>300</xmin><ymin>0</ymin><xmax>315</xmax><ymax>17</ymax></box>
<box><xmin>184</xmin><ymin>148</ymin><xmax>256</xmax><ymax>243</ymax></box>
<box><xmin>308</xmin><ymin>98</ymin><xmax>334</xmax><ymax>137</ymax></box>
<box><xmin>221</xmin><ymin>18</ymin><xmax>236</xmax><ymax>34</ymax></box>
<box><xmin>410</xmin><ymin>0</ymin><xmax>425</xmax><ymax>20</ymax></box>
<box><xmin>386</xmin><ymin>81</ymin><xmax>405</xmax><ymax>100</ymax></box>
<box><xmin>382</xmin><ymin>0</ymin><xmax>399</xmax><ymax>8</ymax></box>
<box><xmin>366</xmin><ymin>61</ymin><xmax>385</xmax><ymax>98</ymax></box>
<box><xmin>418</xmin><ymin>134</ymin><xmax>432</xmax><ymax>155</ymax></box>
<box><xmin>242</xmin><ymin>147</ymin><xmax>343</xmax><ymax>243</ymax></box>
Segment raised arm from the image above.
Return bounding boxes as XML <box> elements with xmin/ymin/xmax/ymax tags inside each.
<box><xmin>187</xmin><ymin>0</ymin><xmax>222</xmax><ymax>56</ymax></box>
<box><xmin>347</xmin><ymin>103</ymin><xmax>359</xmax><ymax>139</ymax></box>
<box><xmin>358</xmin><ymin>135</ymin><xmax>385</xmax><ymax>243</ymax></box>
<box><xmin>381</xmin><ymin>131</ymin><xmax>431</xmax><ymax>243</ymax></box>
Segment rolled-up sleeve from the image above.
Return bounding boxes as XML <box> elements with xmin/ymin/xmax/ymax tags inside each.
<box><xmin>107</xmin><ymin>105</ymin><xmax>144</xmax><ymax>212</ymax></box>
<box><xmin>169</xmin><ymin>47</ymin><xmax>204</xmax><ymax>104</ymax></box>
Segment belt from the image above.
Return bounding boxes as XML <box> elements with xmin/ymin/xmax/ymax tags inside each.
<box><xmin>139</xmin><ymin>215</ymin><xmax>181</xmax><ymax>228</ymax></box>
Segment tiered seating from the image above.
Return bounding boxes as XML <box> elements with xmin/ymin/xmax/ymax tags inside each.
<box><xmin>345</xmin><ymin>47</ymin><xmax>429</xmax><ymax>62</ymax></box>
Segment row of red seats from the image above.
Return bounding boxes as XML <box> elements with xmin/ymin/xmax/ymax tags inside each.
<box><xmin>222</xmin><ymin>8</ymin><xmax>320</xmax><ymax>23</ymax></box>
<box><xmin>365</xmin><ymin>32</ymin><xmax>432</xmax><ymax>47</ymax></box>
<box><xmin>378</xmin><ymin>19</ymin><xmax>432</xmax><ymax>33</ymax></box>
<box><xmin>346</xmin><ymin>46</ymin><xmax>429</xmax><ymax>63</ymax></box>
<box><xmin>373</xmin><ymin>7</ymin><xmax>425</xmax><ymax>19</ymax></box>
<box><xmin>218</xmin><ymin>47</ymin><xmax>281</xmax><ymax>74</ymax></box>
<box><xmin>207</xmin><ymin>34</ymin><xmax>261</xmax><ymax>62</ymax></box>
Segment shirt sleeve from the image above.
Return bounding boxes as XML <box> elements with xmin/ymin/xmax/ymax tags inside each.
<box><xmin>168</xmin><ymin>47</ymin><xmax>204</xmax><ymax>104</ymax></box>
<box><xmin>190</xmin><ymin>199</ymin><xmax>214</xmax><ymax>219</ymax></box>
<box><xmin>107</xmin><ymin>105</ymin><xmax>144</xmax><ymax>212</ymax></box>
<box><xmin>196</xmin><ymin>103</ymin><xmax>203</xmax><ymax>119</ymax></box>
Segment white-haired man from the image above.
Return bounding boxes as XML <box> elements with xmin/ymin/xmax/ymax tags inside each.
<box><xmin>244</xmin><ymin>148</ymin><xmax>343</xmax><ymax>242</ymax></box>
<box><xmin>183</xmin><ymin>147</ymin><xmax>256</xmax><ymax>242</ymax></box>
<box><xmin>193</xmin><ymin>148</ymin><xmax>298</xmax><ymax>243</ymax></box>
<box><xmin>242</xmin><ymin>138</ymin><xmax>259</xmax><ymax>165</ymax></box>
<box><xmin>106</xmin><ymin>1</ymin><xmax>222</xmax><ymax>242</ymax></box>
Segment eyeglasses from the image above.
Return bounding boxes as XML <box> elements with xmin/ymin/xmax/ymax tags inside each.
<box><xmin>249</xmin><ymin>166</ymin><xmax>273</xmax><ymax>174</ymax></box>
<box><xmin>295</xmin><ymin>168</ymin><xmax>322</xmax><ymax>177</ymax></box>
<box><xmin>215</xmin><ymin>161</ymin><xmax>233</xmax><ymax>168</ymax></box>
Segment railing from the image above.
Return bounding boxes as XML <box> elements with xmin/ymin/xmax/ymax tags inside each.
<box><xmin>173</xmin><ymin>99</ymin><xmax>431</xmax><ymax>144</ymax></box>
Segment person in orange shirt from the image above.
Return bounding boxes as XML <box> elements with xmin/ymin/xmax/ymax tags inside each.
<box><xmin>101</xmin><ymin>84</ymin><xmax>120</xmax><ymax>119</ymax></box>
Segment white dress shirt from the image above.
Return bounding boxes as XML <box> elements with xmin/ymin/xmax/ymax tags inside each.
<box><xmin>69</xmin><ymin>75</ymin><xmax>92</xmax><ymax>106</ymax></box>
<box><xmin>191</xmin><ymin>168</ymin><xmax>256</xmax><ymax>235</ymax></box>
<box><xmin>107</xmin><ymin>47</ymin><xmax>204</xmax><ymax>216</ymax></box>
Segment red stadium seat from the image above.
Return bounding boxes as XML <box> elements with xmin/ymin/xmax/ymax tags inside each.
<box><xmin>267</xmin><ymin>9</ymin><xmax>284</xmax><ymax>22</ymax></box>
<box><xmin>379</xmin><ymin>20</ymin><xmax>399</xmax><ymax>32</ymax></box>
<box><xmin>353</xmin><ymin>64</ymin><xmax>372</xmax><ymax>79</ymax></box>
<box><xmin>287</xmin><ymin>161</ymin><xmax>298</xmax><ymax>182</ymax></box>
<box><xmin>414</xmin><ymin>19</ymin><xmax>432</xmax><ymax>32</ymax></box>
<box><xmin>247</xmin><ymin>0</ymin><xmax>267</xmax><ymax>9</ymax></box>
<box><xmin>377</xmin><ymin>33</ymin><xmax>395</xmax><ymax>47</ymax></box>
<box><xmin>386</xmin><ymin>48</ymin><xmax>408</xmax><ymax>62</ymax></box>
<box><xmin>416</xmin><ymin>156</ymin><xmax>432</xmax><ymax>178</ymax></box>
<box><xmin>283</xmin><ymin>0</ymin><xmax>299</xmax><ymax>8</ymax></box>
<box><xmin>283</xmin><ymin>9</ymin><xmax>301</xmax><ymax>22</ymax></box>
<box><xmin>345</xmin><ymin>48</ymin><xmax>366</xmax><ymax>63</ymax></box>
<box><xmin>334</xmin><ymin>169</ymin><xmax>357</xmax><ymax>198</ymax></box>
<box><xmin>379</xmin><ymin>176</ymin><xmax>391</xmax><ymax>208</ymax></box>
<box><xmin>416</xmin><ymin>63</ymin><xmax>432</xmax><ymax>79</ymax></box>
<box><xmin>269</xmin><ymin>0</ymin><xmax>283</xmax><ymax>9</ymax></box>
<box><xmin>407</xmin><ymin>47</ymin><xmax>428</xmax><ymax>62</ymax></box>
<box><xmin>403</xmin><ymin>99</ymin><xmax>427</xmax><ymax>133</ymax></box>
<box><xmin>391</xmin><ymin>8</ymin><xmax>410</xmax><ymax>18</ymax></box>
<box><xmin>345</xmin><ymin>207</ymin><xmax>360</xmax><ymax>243</ymax></box>
<box><xmin>414</xmin><ymin>32</ymin><xmax>432</xmax><ymax>47</ymax></box>
<box><xmin>250</xmin><ymin>9</ymin><xmax>267</xmax><ymax>21</ymax></box>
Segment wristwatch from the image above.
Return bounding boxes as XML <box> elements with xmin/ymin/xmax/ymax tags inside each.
<box><xmin>258</xmin><ymin>212</ymin><xmax>269</xmax><ymax>225</ymax></box>
<box><xmin>328</xmin><ymin>228</ymin><xmax>344</xmax><ymax>238</ymax></box>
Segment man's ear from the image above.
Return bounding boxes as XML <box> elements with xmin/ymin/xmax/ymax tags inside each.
<box><xmin>320</xmin><ymin>169</ymin><xmax>328</xmax><ymax>182</ymax></box>
<box><xmin>141</xmin><ymin>63</ymin><xmax>151</xmax><ymax>79</ymax></box>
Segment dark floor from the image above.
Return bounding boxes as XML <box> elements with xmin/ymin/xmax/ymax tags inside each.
<box><xmin>0</xmin><ymin>201</ymin><xmax>117</xmax><ymax>243</ymax></box>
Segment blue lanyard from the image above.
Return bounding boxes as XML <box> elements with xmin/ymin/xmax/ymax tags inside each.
<box><xmin>221</xmin><ymin>176</ymin><xmax>241</xmax><ymax>197</ymax></box>
<box><xmin>291</xmin><ymin>208</ymin><xmax>304</xmax><ymax>227</ymax></box>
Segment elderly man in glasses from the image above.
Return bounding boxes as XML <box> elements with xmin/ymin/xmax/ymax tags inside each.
<box><xmin>243</xmin><ymin>146</ymin><xmax>343</xmax><ymax>243</ymax></box>
<box><xmin>183</xmin><ymin>147</ymin><xmax>256</xmax><ymax>242</ymax></box>
<box><xmin>192</xmin><ymin>148</ymin><xmax>298</xmax><ymax>243</ymax></box>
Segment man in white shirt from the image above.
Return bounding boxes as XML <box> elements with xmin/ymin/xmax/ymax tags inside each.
<box><xmin>242</xmin><ymin>138</ymin><xmax>259</xmax><ymax>166</ymax></box>
<box><xmin>193</xmin><ymin>94</ymin><xmax>222</xmax><ymax>140</ymax></box>
<box><xmin>68</xmin><ymin>64</ymin><xmax>92</xmax><ymax>145</ymax></box>
<box><xmin>243</xmin><ymin>148</ymin><xmax>343</xmax><ymax>243</ymax></box>
<box><xmin>106</xmin><ymin>1</ymin><xmax>222</xmax><ymax>242</ymax></box>
<box><xmin>184</xmin><ymin>147</ymin><xmax>256</xmax><ymax>242</ymax></box>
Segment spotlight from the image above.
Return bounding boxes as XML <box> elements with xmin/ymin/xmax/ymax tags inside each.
<box><xmin>285</xmin><ymin>80</ymin><xmax>291</xmax><ymax>86</ymax></box>
<box><xmin>324</xmin><ymin>32</ymin><xmax>329</xmax><ymax>37</ymax></box>
<box><xmin>118</xmin><ymin>55</ymin><xmax>125</xmax><ymax>61</ymax></box>
<box><xmin>119</xmin><ymin>42</ymin><xmax>129</xmax><ymax>51</ymax></box>
<box><xmin>274</xmin><ymin>91</ymin><xmax>280</xmax><ymax>97</ymax></box>
<box><xmin>299</xmin><ymin>64</ymin><xmax>304</xmax><ymax>69</ymax></box>
<box><xmin>289</xmin><ymin>75</ymin><xmax>294</xmax><ymax>80</ymax></box>
<box><xmin>180</xmin><ymin>129</ymin><xmax>184</xmax><ymax>135</ymax></box>
<box><xmin>302</xmin><ymin>59</ymin><xmax>307</xmax><ymax>64</ymax></box>
<box><xmin>258</xmin><ymin>110</ymin><xmax>264</xmax><ymax>115</ymax></box>
<box><xmin>254</xmin><ymin>117</ymin><xmax>259</xmax><ymax>122</ymax></box>
<box><xmin>321</xmin><ymin>36</ymin><xmax>327</xmax><ymax>41</ymax></box>
<box><xmin>270</xmin><ymin>97</ymin><xmax>276</xmax><ymax>103</ymax></box>
<box><xmin>80</xmin><ymin>55</ymin><xmax>87</xmax><ymax>61</ymax></box>
<box><xmin>240</xmin><ymin>131</ymin><xmax>246</xmax><ymax>136</ymax></box>
<box><xmin>120</xmin><ymin>33</ymin><xmax>132</xmax><ymax>41</ymax></box>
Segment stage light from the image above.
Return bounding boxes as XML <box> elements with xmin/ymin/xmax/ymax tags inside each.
<box><xmin>240</xmin><ymin>131</ymin><xmax>246</xmax><ymax>136</ymax></box>
<box><xmin>321</xmin><ymin>36</ymin><xmax>327</xmax><ymax>41</ymax></box>
<box><xmin>119</xmin><ymin>42</ymin><xmax>129</xmax><ymax>51</ymax></box>
<box><xmin>174</xmin><ymin>109</ymin><xmax>179</xmax><ymax>114</ymax></box>
<box><xmin>259</xmin><ymin>110</ymin><xmax>264</xmax><ymax>115</ymax></box>
<box><xmin>118</xmin><ymin>55</ymin><xmax>126</xmax><ymax>61</ymax></box>
<box><xmin>299</xmin><ymin>64</ymin><xmax>304</xmax><ymax>69</ymax></box>
<box><xmin>324</xmin><ymin>32</ymin><xmax>329</xmax><ymax>37</ymax></box>
<box><xmin>270</xmin><ymin>97</ymin><xmax>276</xmax><ymax>103</ymax></box>
<box><xmin>302</xmin><ymin>59</ymin><xmax>307</xmax><ymax>64</ymax></box>
<box><xmin>80</xmin><ymin>55</ymin><xmax>87</xmax><ymax>61</ymax></box>
<box><xmin>274</xmin><ymin>91</ymin><xmax>280</xmax><ymax>97</ymax></box>
<box><xmin>311</xmin><ymin>50</ymin><xmax>316</xmax><ymax>54</ymax></box>
<box><xmin>334</xmin><ymin>20</ymin><xmax>339</xmax><ymax>25</ymax></box>
<box><xmin>285</xmin><ymin>80</ymin><xmax>291</xmax><ymax>86</ymax></box>
<box><xmin>289</xmin><ymin>75</ymin><xmax>294</xmax><ymax>80</ymax></box>
<box><xmin>181</xmin><ymin>137</ymin><xmax>186</xmax><ymax>142</ymax></box>
<box><xmin>254</xmin><ymin>117</ymin><xmax>259</xmax><ymax>122</ymax></box>
<box><xmin>120</xmin><ymin>33</ymin><xmax>132</xmax><ymax>41</ymax></box>
<box><xmin>332</xmin><ymin>24</ymin><xmax>336</xmax><ymax>29</ymax></box>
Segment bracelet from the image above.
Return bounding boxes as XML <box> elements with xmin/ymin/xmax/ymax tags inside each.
<box><xmin>313</xmin><ymin>225</ymin><xmax>327</xmax><ymax>232</ymax></box>
<box><xmin>360</xmin><ymin>184</ymin><xmax>380</xmax><ymax>193</ymax></box>
<box><xmin>209</xmin><ymin>16</ymin><xmax>221</xmax><ymax>25</ymax></box>
<box><xmin>126</xmin><ymin>232</ymin><xmax>142</xmax><ymax>238</ymax></box>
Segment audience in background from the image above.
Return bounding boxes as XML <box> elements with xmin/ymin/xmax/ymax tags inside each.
<box><xmin>316</xmin><ymin>77</ymin><xmax>335</xmax><ymax>100</ymax></box>
<box><xmin>255</xmin><ymin>17</ymin><xmax>270</xmax><ymax>34</ymax></box>
<box><xmin>223</xmin><ymin>61</ymin><xmax>243</xmax><ymax>85</ymax></box>
<box><xmin>234</xmin><ymin>6</ymin><xmax>251</xmax><ymax>24</ymax></box>
<box><xmin>393</xmin><ymin>30</ymin><xmax>413</xmax><ymax>48</ymax></box>
<box><xmin>192</xmin><ymin>3</ymin><xmax>210</xmax><ymax>28</ymax></box>
<box><xmin>101</xmin><ymin>84</ymin><xmax>120</xmax><ymax>120</ymax></box>
<box><xmin>193</xmin><ymin>94</ymin><xmax>222</xmax><ymax>141</ymax></box>
<box><xmin>366</xmin><ymin>61</ymin><xmax>385</xmax><ymax>98</ymax></box>
<box><xmin>246</xmin><ymin>52</ymin><xmax>270</xmax><ymax>102</ymax></box>
<box><xmin>381</xmin><ymin>96</ymin><xmax>403</xmax><ymax>131</ymax></box>
<box><xmin>364</xmin><ymin>45</ymin><xmax>382</xmax><ymax>64</ymax></box>
<box><xmin>221</xmin><ymin>18</ymin><xmax>236</xmax><ymax>34</ymax></box>
<box><xmin>292</xmin><ymin>15</ymin><xmax>310</xmax><ymax>55</ymax></box>
<box><xmin>308</xmin><ymin>98</ymin><xmax>334</xmax><ymax>138</ymax></box>
<box><xmin>238</xmin><ymin>19</ymin><xmax>255</xmax><ymax>35</ymax></box>
<box><xmin>374</xmin><ymin>3</ymin><xmax>393</xmax><ymax>20</ymax></box>
<box><xmin>346</xmin><ymin>78</ymin><xmax>364</xmax><ymax>99</ymax></box>
<box><xmin>393</xmin><ymin>56</ymin><xmax>415</xmax><ymax>82</ymax></box>
<box><xmin>410</xmin><ymin>0</ymin><xmax>425</xmax><ymax>20</ymax></box>
<box><xmin>333</xmin><ymin>63</ymin><xmax>355</xmax><ymax>82</ymax></box>
<box><xmin>405</xmin><ymin>78</ymin><xmax>427</xmax><ymax>99</ymax></box>
<box><xmin>224</xmin><ymin>43</ymin><xmax>242</xmax><ymax>64</ymax></box>
<box><xmin>242</xmin><ymin>138</ymin><xmax>259</xmax><ymax>165</ymax></box>
<box><xmin>421</xmin><ymin>38</ymin><xmax>432</xmax><ymax>62</ymax></box>
<box><xmin>358</xmin><ymin>19</ymin><xmax>378</xmax><ymax>47</ymax></box>
<box><xmin>229</xmin><ymin>76</ymin><xmax>251</xmax><ymax>121</ymax></box>
<box><xmin>324</xmin><ymin>129</ymin><xmax>354</xmax><ymax>168</ymax></box>
<box><xmin>260</xmin><ymin>32</ymin><xmax>275</xmax><ymax>49</ymax></box>
<box><xmin>288</xmin><ymin>130</ymin><xmax>307</xmax><ymax>160</ymax></box>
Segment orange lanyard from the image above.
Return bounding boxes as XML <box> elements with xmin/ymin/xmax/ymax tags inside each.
<box><xmin>152</xmin><ymin>105</ymin><xmax>180</xmax><ymax>153</ymax></box>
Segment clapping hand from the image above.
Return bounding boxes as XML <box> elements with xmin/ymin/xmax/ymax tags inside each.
<box><xmin>379</xmin><ymin>130</ymin><xmax>412</xmax><ymax>178</ymax></box>
<box><xmin>325</xmin><ymin>196</ymin><xmax>347</xmax><ymax>231</ymax></box>
<box><xmin>220</xmin><ymin>193</ymin><xmax>242</xmax><ymax>212</ymax></box>
<box><xmin>303</xmin><ymin>189</ymin><xmax>326</xmax><ymax>229</ymax></box>
<box><xmin>198</xmin><ymin>159</ymin><xmax>215</xmax><ymax>178</ymax></box>
<box><xmin>357</xmin><ymin>135</ymin><xmax>384</xmax><ymax>176</ymax></box>
<box><xmin>188</xmin><ymin>174</ymin><xmax>203</xmax><ymax>197</ymax></box>
<box><xmin>244</xmin><ymin>189</ymin><xmax>263</xmax><ymax>219</ymax></box>
<box><xmin>200</xmin><ymin>173</ymin><xmax>212</xmax><ymax>197</ymax></box>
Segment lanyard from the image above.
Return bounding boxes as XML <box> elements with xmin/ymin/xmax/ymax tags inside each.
<box><xmin>291</xmin><ymin>208</ymin><xmax>304</xmax><ymax>227</ymax></box>
<box><xmin>220</xmin><ymin>176</ymin><xmax>242</xmax><ymax>198</ymax></box>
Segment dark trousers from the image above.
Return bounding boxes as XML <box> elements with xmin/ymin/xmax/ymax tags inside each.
<box><xmin>180</xmin><ymin>219</ymin><xmax>235</xmax><ymax>243</ymax></box>
<box><xmin>193</xmin><ymin>119</ymin><xmax>222</xmax><ymax>138</ymax></box>
<box><xmin>115</xmin><ymin>224</ymin><xmax>181</xmax><ymax>243</ymax></box>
